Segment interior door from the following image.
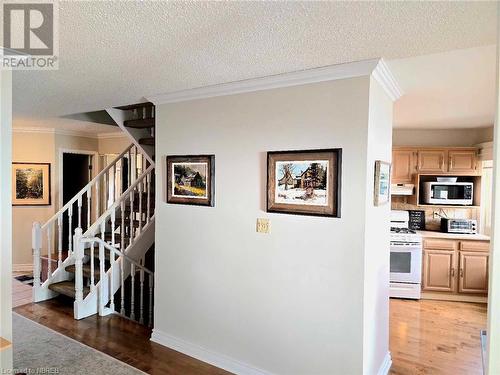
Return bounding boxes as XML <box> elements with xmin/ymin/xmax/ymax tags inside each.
<box><xmin>62</xmin><ymin>153</ymin><xmax>91</xmax><ymax>251</ymax></box>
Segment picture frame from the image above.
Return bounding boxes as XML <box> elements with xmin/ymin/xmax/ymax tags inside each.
<box><xmin>12</xmin><ymin>162</ymin><xmax>51</xmax><ymax>206</ymax></box>
<box><xmin>374</xmin><ymin>160</ymin><xmax>391</xmax><ymax>206</ymax></box>
<box><xmin>267</xmin><ymin>148</ymin><xmax>342</xmax><ymax>217</ymax></box>
<box><xmin>166</xmin><ymin>155</ymin><xmax>215</xmax><ymax>207</ymax></box>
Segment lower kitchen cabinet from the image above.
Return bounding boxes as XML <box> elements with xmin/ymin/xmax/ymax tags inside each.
<box><xmin>423</xmin><ymin>249</ymin><xmax>457</xmax><ymax>292</ymax></box>
<box><xmin>422</xmin><ymin>238</ymin><xmax>489</xmax><ymax>297</ymax></box>
<box><xmin>458</xmin><ymin>251</ymin><xmax>489</xmax><ymax>294</ymax></box>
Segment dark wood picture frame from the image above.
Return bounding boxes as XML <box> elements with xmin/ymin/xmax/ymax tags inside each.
<box><xmin>12</xmin><ymin>162</ymin><xmax>51</xmax><ymax>206</ymax></box>
<box><xmin>267</xmin><ymin>148</ymin><xmax>342</xmax><ymax>217</ymax></box>
<box><xmin>166</xmin><ymin>155</ymin><xmax>215</xmax><ymax>207</ymax></box>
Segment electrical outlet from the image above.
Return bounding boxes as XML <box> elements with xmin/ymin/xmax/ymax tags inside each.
<box><xmin>256</xmin><ymin>218</ymin><xmax>270</xmax><ymax>234</ymax></box>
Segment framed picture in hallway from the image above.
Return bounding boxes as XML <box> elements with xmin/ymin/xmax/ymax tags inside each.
<box><xmin>12</xmin><ymin>162</ymin><xmax>51</xmax><ymax>206</ymax></box>
<box><xmin>267</xmin><ymin>148</ymin><xmax>342</xmax><ymax>217</ymax></box>
<box><xmin>374</xmin><ymin>160</ymin><xmax>391</xmax><ymax>206</ymax></box>
<box><xmin>166</xmin><ymin>155</ymin><xmax>215</xmax><ymax>207</ymax></box>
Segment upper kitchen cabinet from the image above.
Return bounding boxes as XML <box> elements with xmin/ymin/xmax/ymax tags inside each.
<box><xmin>448</xmin><ymin>149</ymin><xmax>478</xmax><ymax>173</ymax></box>
<box><xmin>417</xmin><ymin>149</ymin><xmax>447</xmax><ymax>173</ymax></box>
<box><xmin>392</xmin><ymin>149</ymin><xmax>416</xmax><ymax>183</ymax></box>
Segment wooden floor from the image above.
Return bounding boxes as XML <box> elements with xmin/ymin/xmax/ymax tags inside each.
<box><xmin>12</xmin><ymin>273</ymin><xmax>33</xmax><ymax>308</ymax></box>
<box><xmin>390</xmin><ymin>298</ymin><xmax>487</xmax><ymax>375</ymax></box>
<box><xmin>14</xmin><ymin>297</ymin><xmax>230</xmax><ymax>375</ymax></box>
<box><xmin>13</xmin><ymin>282</ymin><xmax>487</xmax><ymax>375</ymax></box>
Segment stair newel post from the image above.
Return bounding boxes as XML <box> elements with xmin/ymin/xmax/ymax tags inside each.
<box><xmin>139</xmin><ymin>269</ymin><xmax>144</xmax><ymax>325</ymax></box>
<box><xmin>99</xmin><ymin>240</ymin><xmax>106</xmax><ymax>316</ymax></box>
<box><xmin>57</xmin><ymin>214</ymin><xmax>63</xmax><ymax>267</ymax></box>
<box><xmin>130</xmin><ymin>263</ymin><xmax>136</xmax><ymax>321</ymax></box>
<box><xmin>73</xmin><ymin>228</ymin><xmax>84</xmax><ymax>304</ymax></box>
<box><xmin>32</xmin><ymin>222</ymin><xmax>42</xmax><ymax>289</ymax></box>
<box><xmin>148</xmin><ymin>273</ymin><xmax>153</xmax><ymax>328</ymax></box>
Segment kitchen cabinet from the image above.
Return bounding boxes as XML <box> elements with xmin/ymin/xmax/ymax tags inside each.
<box><xmin>417</xmin><ymin>149</ymin><xmax>447</xmax><ymax>173</ymax></box>
<box><xmin>421</xmin><ymin>237</ymin><xmax>490</xmax><ymax>299</ymax></box>
<box><xmin>423</xmin><ymin>249</ymin><xmax>457</xmax><ymax>292</ymax></box>
<box><xmin>392</xmin><ymin>149</ymin><xmax>415</xmax><ymax>184</ymax></box>
<box><xmin>458</xmin><ymin>251</ymin><xmax>489</xmax><ymax>294</ymax></box>
<box><xmin>448</xmin><ymin>149</ymin><xmax>477</xmax><ymax>173</ymax></box>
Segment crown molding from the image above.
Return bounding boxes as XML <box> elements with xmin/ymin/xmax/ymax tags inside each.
<box><xmin>147</xmin><ymin>58</ymin><xmax>403</xmax><ymax>105</ymax></box>
<box><xmin>13</xmin><ymin>127</ymin><xmax>124</xmax><ymax>139</ymax></box>
<box><xmin>372</xmin><ymin>59</ymin><xmax>403</xmax><ymax>101</ymax></box>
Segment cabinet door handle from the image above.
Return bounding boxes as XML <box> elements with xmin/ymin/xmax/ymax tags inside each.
<box><xmin>449</xmin><ymin>156</ymin><xmax>453</xmax><ymax>170</ymax></box>
<box><xmin>451</xmin><ymin>268</ymin><xmax>455</xmax><ymax>277</ymax></box>
<box><xmin>414</xmin><ymin>152</ymin><xmax>418</xmax><ymax>170</ymax></box>
<box><xmin>460</xmin><ymin>268</ymin><xmax>464</xmax><ymax>278</ymax></box>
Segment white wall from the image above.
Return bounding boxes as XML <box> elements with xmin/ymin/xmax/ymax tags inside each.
<box><xmin>393</xmin><ymin>127</ymin><xmax>493</xmax><ymax>147</ymax></box>
<box><xmin>153</xmin><ymin>75</ymin><xmax>393</xmax><ymax>374</ymax></box>
<box><xmin>0</xmin><ymin>70</ymin><xmax>13</xmax><ymax>370</ymax></box>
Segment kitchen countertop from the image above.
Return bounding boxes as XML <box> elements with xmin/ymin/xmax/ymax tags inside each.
<box><xmin>417</xmin><ymin>230</ymin><xmax>490</xmax><ymax>241</ymax></box>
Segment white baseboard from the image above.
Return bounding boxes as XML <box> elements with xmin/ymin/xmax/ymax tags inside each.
<box><xmin>377</xmin><ymin>352</ymin><xmax>392</xmax><ymax>375</ymax></box>
<box><xmin>12</xmin><ymin>263</ymin><xmax>33</xmax><ymax>272</ymax></box>
<box><xmin>151</xmin><ymin>329</ymin><xmax>275</xmax><ymax>375</ymax></box>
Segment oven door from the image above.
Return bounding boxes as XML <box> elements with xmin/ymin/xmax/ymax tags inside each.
<box><xmin>390</xmin><ymin>243</ymin><xmax>422</xmax><ymax>284</ymax></box>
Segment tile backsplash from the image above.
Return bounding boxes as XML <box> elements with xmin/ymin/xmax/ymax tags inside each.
<box><xmin>391</xmin><ymin>199</ymin><xmax>479</xmax><ymax>231</ymax></box>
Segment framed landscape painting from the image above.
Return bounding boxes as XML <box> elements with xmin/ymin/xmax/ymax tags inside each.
<box><xmin>267</xmin><ymin>149</ymin><xmax>342</xmax><ymax>217</ymax></box>
<box><xmin>166</xmin><ymin>155</ymin><xmax>215</xmax><ymax>207</ymax></box>
<box><xmin>374</xmin><ymin>160</ymin><xmax>391</xmax><ymax>206</ymax></box>
<box><xmin>12</xmin><ymin>162</ymin><xmax>51</xmax><ymax>206</ymax></box>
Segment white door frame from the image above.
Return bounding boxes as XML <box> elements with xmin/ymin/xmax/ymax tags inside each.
<box><xmin>58</xmin><ymin>148</ymin><xmax>99</xmax><ymax>209</ymax></box>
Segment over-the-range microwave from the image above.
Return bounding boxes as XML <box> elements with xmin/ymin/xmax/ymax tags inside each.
<box><xmin>422</xmin><ymin>181</ymin><xmax>473</xmax><ymax>206</ymax></box>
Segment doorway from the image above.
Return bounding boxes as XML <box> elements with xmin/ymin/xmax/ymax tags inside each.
<box><xmin>61</xmin><ymin>152</ymin><xmax>94</xmax><ymax>251</ymax></box>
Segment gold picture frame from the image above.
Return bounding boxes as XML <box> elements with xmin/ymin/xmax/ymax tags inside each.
<box><xmin>12</xmin><ymin>163</ymin><xmax>51</xmax><ymax>206</ymax></box>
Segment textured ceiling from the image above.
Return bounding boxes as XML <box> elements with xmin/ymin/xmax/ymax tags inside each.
<box><xmin>9</xmin><ymin>1</ymin><xmax>497</xmax><ymax>131</ymax></box>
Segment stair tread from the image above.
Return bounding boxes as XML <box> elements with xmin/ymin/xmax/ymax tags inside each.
<box><xmin>48</xmin><ymin>281</ymin><xmax>90</xmax><ymax>299</ymax></box>
<box><xmin>124</xmin><ymin>118</ymin><xmax>155</xmax><ymax>129</ymax></box>
<box><xmin>65</xmin><ymin>264</ymin><xmax>101</xmax><ymax>279</ymax></box>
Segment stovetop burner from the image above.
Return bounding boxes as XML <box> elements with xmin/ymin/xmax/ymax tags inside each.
<box><xmin>390</xmin><ymin>227</ymin><xmax>417</xmax><ymax>234</ymax></box>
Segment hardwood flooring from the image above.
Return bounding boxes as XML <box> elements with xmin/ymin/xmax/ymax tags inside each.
<box><xmin>12</xmin><ymin>276</ymin><xmax>33</xmax><ymax>308</ymax></box>
<box><xmin>13</xmin><ymin>290</ymin><xmax>487</xmax><ymax>374</ymax></box>
<box><xmin>390</xmin><ymin>298</ymin><xmax>487</xmax><ymax>375</ymax></box>
<box><xmin>14</xmin><ymin>297</ymin><xmax>230</xmax><ymax>375</ymax></box>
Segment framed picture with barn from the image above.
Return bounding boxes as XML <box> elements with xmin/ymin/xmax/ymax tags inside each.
<box><xmin>166</xmin><ymin>155</ymin><xmax>215</xmax><ymax>207</ymax></box>
<box><xmin>374</xmin><ymin>160</ymin><xmax>391</xmax><ymax>206</ymax></box>
<box><xmin>12</xmin><ymin>162</ymin><xmax>51</xmax><ymax>206</ymax></box>
<box><xmin>267</xmin><ymin>148</ymin><xmax>342</xmax><ymax>217</ymax></box>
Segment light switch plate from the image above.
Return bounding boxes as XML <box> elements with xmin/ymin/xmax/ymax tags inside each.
<box><xmin>256</xmin><ymin>218</ymin><xmax>270</xmax><ymax>234</ymax></box>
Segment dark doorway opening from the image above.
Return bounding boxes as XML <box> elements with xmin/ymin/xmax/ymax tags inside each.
<box><xmin>62</xmin><ymin>153</ymin><xmax>92</xmax><ymax>251</ymax></box>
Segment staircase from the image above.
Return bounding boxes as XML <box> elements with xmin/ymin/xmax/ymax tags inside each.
<box><xmin>32</xmin><ymin>103</ymin><xmax>156</xmax><ymax>325</ymax></box>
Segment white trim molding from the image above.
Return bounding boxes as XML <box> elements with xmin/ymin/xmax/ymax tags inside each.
<box><xmin>12</xmin><ymin>263</ymin><xmax>33</xmax><ymax>272</ymax></box>
<box><xmin>148</xmin><ymin>58</ymin><xmax>403</xmax><ymax>105</ymax></box>
<box><xmin>151</xmin><ymin>329</ymin><xmax>276</xmax><ymax>375</ymax></box>
<box><xmin>377</xmin><ymin>352</ymin><xmax>392</xmax><ymax>375</ymax></box>
<box><xmin>13</xmin><ymin>127</ymin><xmax>123</xmax><ymax>140</ymax></box>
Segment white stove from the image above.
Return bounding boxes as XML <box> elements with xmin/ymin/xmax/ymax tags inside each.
<box><xmin>390</xmin><ymin>211</ymin><xmax>422</xmax><ymax>299</ymax></box>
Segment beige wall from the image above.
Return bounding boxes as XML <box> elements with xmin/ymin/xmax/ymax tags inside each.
<box><xmin>98</xmin><ymin>135</ymin><xmax>130</xmax><ymax>154</ymax></box>
<box><xmin>153</xmin><ymin>76</ymin><xmax>393</xmax><ymax>374</ymax></box>
<box><xmin>393</xmin><ymin>126</ymin><xmax>493</xmax><ymax>147</ymax></box>
<box><xmin>12</xmin><ymin>132</ymin><xmax>100</xmax><ymax>266</ymax></box>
